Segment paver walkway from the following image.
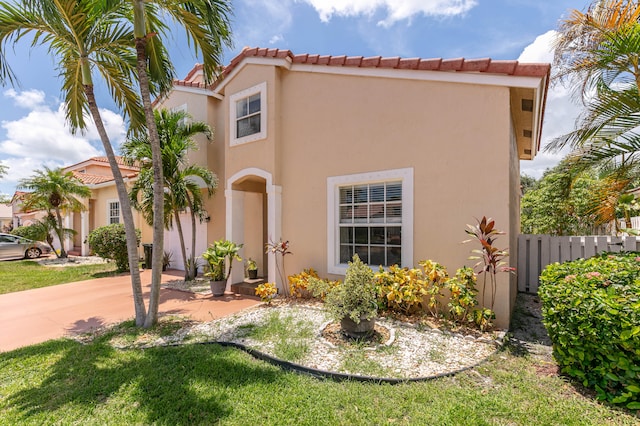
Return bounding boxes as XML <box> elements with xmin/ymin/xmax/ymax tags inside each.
<box><xmin>0</xmin><ymin>269</ymin><xmax>261</xmax><ymax>352</ymax></box>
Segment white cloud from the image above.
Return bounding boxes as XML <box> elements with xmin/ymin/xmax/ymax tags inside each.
<box><xmin>269</xmin><ymin>34</ymin><xmax>284</xmax><ymax>44</ymax></box>
<box><xmin>0</xmin><ymin>90</ymin><xmax>126</xmax><ymax>191</ymax></box>
<box><xmin>4</xmin><ymin>88</ymin><xmax>47</xmax><ymax>110</ymax></box>
<box><xmin>519</xmin><ymin>30</ymin><xmax>581</xmax><ymax>179</ymax></box>
<box><xmin>235</xmin><ymin>0</ymin><xmax>293</xmax><ymax>48</ymax></box>
<box><xmin>300</xmin><ymin>0</ymin><xmax>477</xmax><ymax>26</ymax></box>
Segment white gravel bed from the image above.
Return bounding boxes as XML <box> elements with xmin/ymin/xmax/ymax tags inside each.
<box><xmin>36</xmin><ymin>255</ymin><xmax>109</xmax><ymax>267</ymax></box>
<box><xmin>181</xmin><ymin>304</ymin><xmax>499</xmax><ymax>379</ymax></box>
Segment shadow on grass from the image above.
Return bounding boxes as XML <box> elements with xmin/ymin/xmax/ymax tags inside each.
<box><xmin>2</xmin><ymin>337</ymin><xmax>283</xmax><ymax>424</ymax></box>
<box><xmin>65</xmin><ymin>317</ymin><xmax>108</xmax><ymax>335</ymax></box>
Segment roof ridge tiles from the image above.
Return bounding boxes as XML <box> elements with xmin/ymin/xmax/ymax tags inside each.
<box><xmin>199</xmin><ymin>48</ymin><xmax>549</xmax><ymax>90</ymax></box>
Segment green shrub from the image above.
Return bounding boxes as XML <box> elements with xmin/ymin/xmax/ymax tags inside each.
<box><xmin>11</xmin><ymin>224</ymin><xmax>47</xmax><ymax>241</ymax></box>
<box><xmin>374</xmin><ymin>261</ymin><xmax>447</xmax><ymax>316</ymax></box>
<box><xmin>539</xmin><ymin>252</ymin><xmax>640</xmax><ymax>409</ymax></box>
<box><xmin>445</xmin><ymin>266</ymin><xmax>479</xmax><ymax>324</ymax></box>
<box><xmin>87</xmin><ymin>224</ymin><xmax>140</xmax><ymax>272</ymax></box>
<box><xmin>325</xmin><ymin>254</ymin><xmax>377</xmax><ymax>323</ymax></box>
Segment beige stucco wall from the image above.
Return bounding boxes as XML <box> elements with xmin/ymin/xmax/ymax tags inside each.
<box><xmin>218</xmin><ymin>65</ymin><xmax>517</xmax><ymax>327</ymax></box>
<box><xmin>156</xmin><ymin>88</ymin><xmax>227</xmax><ymax>258</ymax></box>
<box><xmin>163</xmin><ymin>61</ymin><xmax>534</xmax><ymax>328</ymax></box>
<box><xmin>90</xmin><ymin>184</ymin><xmax>149</xmax><ymax>257</ymax></box>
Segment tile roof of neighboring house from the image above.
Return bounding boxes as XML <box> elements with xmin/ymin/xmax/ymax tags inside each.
<box><xmin>64</xmin><ymin>156</ymin><xmax>139</xmax><ymax>171</ymax></box>
<box><xmin>173</xmin><ymin>47</ymin><xmax>551</xmax><ymax>91</ymax></box>
<box><xmin>71</xmin><ymin>171</ymin><xmax>113</xmax><ymax>185</ymax></box>
<box><xmin>71</xmin><ymin>170</ymin><xmax>139</xmax><ymax>186</ymax></box>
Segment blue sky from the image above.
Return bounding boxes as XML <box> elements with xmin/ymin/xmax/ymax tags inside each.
<box><xmin>0</xmin><ymin>0</ymin><xmax>586</xmax><ymax>196</ymax></box>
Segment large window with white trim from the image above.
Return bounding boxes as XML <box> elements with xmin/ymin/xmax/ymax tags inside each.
<box><xmin>328</xmin><ymin>168</ymin><xmax>413</xmax><ymax>275</ymax></box>
<box><xmin>108</xmin><ymin>201</ymin><xmax>120</xmax><ymax>224</ymax></box>
<box><xmin>229</xmin><ymin>82</ymin><xmax>267</xmax><ymax>146</ymax></box>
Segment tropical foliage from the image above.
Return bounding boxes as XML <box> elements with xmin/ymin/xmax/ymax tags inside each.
<box><xmin>18</xmin><ymin>168</ymin><xmax>90</xmax><ymax>258</ymax></box>
<box><xmin>549</xmin><ymin>0</ymin><xmax>640</xmax><ymax>212</ymax></box>
<box><xmin>0</xmin><ymin>0</ymin><xmax>148</xmax><ymax>324</ymax></box>
<box><xmin>122</xmin><ymin>108</ymin><xmax>217</xmax><ymax>281</ymax></box>
<box><xmin>539</xmin><ymin>252</ymin><xmax>640</xmax><ymax>409</ymax></box>
<box><xmin>202</xmin><ymin>239</ymin><xmax>243</xmax><ymax>282</ymax></box>
<box><xmin>129</xmin><ymin>0</ymin><xmax>233</xmax><ymax>328</ymax></box>
<box><xmin>520</xmin><ymin>164</ymin><xmax>600</xmax><ymax>235</ymax></box>
<box><xmin>88</xmin><ymin>224</ymin><xmax>141</xmax><ymax>272</ymax></box>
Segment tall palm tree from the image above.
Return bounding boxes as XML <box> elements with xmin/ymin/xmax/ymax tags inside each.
<box><xmin>549</xmin><ymin>0</ymin><xmax>640</xmax><ymax>231</ymax></box>
<box><xmin>0</xmin><ymin>0</ymin><xmax>148</xmax><ymax>325</ymax></box>
<box><xmin>122</xmin><ymin>109</ymin><xmax>218</xmax><ymax>281</ymax></box>
<box><xmin>18</xmin><ymin>168</ymin><xmax>91</xmax><ymax>258</ymax></box>
<box><xmin>129</xmin><ymin>0</ymin><xmax>232</xmax><ymax>327</ymax></box>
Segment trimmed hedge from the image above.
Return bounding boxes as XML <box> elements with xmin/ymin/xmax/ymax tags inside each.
<box><xmin>87</xmin><ymin>224</ymin><xmax>140</xmax><ymax>272</ymax></box>
<box><xmin>539</xmin><ymin>252</ymin><xmax>640</xmax><ymax>410</ymax></box>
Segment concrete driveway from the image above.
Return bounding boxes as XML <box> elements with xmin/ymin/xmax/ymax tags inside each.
<box><xmin>0</xmin><ymin>269</ymin><xmax>261</xmax><ymax>352</ymax></box>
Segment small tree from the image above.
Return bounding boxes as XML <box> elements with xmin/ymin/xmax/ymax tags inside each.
<box><xmin>88</xmin><ymin>224</ymin><xmax>140</xmax><ymax>272</ymax></box>
<box><xmin>464</xmin><ymin>216</ymin><xmax>514</xmax><ymax>313</ymax></box>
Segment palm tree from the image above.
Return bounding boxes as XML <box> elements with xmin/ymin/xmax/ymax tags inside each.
<box><xmin>549</xmin><ymin>0</ymin><xmax>640</xmax><ymax>233</ymax></box>
<box><xmin>551</xmin><ymin>1</ymin><xmax>640</xmax><ymax>155</ymax></box>
<box><xmin>129</xmin><ymin>0</ymin><xmax>232</xmax><ymax>327</ymax></box>
<box><xmin>0</xmin><ymin>0</ymin><xmax>148</xmax><ymax>325</ymax></box>
<box><xmin>18</xmin><ymin>168</ymin><xmax>91</xmax><ymax>258</ymax></box>
<box><xmin>122</xmin><ymin>109</ymin><xmax>218</xmax><ymax>281</ymax></box>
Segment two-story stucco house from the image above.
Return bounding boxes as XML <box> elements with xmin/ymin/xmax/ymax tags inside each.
<box><xmin>155</xmin><ymin>47</ymin><xmax>549</xmax><ymax>328</ymax></box>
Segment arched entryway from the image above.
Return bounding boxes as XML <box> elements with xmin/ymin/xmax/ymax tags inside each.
<box><xmin>226</xmin><ymin>168</ymin><xmax>282</xmax><ymax>291</ymax></box>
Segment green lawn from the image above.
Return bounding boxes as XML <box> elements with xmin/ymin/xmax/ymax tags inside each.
<box><xmin>0</xmin><ymin>259</ymin><xmax>119</xmax><ymax>294</ymax></box>
<box><xmin>0</xmin><ymin>333</ymin><xmax>636</xmax><ymax>425</ymax></box>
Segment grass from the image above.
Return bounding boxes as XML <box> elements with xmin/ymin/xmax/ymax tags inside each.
<box><xmin>0</xmin><ymin>259</ymin><xmax>119</xmax><ymax>294</ymax></box>
<box><xmin>242</xmin><ymin>311</ymin><xmax>315</xmax><ymax>361</ymax></box>
<box><xmin>1</xmin><ymin>333</ymin><xmax>637</xmax><ymax>425</ymax></box>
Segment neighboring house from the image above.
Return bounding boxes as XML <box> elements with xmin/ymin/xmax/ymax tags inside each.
<box><xmin>161</xmin><ymin>47</ymin><xmax>551</xmax><ymax>328</ymax></box>
<box><xmin>0</xmin><ymin>202</ymin><xmax>12</xmax><ymax>231</ymax></box>
<box><xmin>62</xmin><ymin>156</ymin><xmax>148</xmax><ymax>256</ymax></box>
<box><xmin>10</xmin><ymin>191</ymin><xmax>47</xmax><ymax>229</ymax></box>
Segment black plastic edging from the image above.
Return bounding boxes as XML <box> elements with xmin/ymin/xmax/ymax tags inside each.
<box><xmin>158</xmin><ymin>339</ymin><xmax>502</xmax><ymax>385</ymax></box>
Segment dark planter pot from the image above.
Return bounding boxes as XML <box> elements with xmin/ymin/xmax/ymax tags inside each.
<box><xmin>210</xmin><ymin>280</ymin><xmax>227</xmax><ymax>297</ymax></box>
<box><xmin>340</xmin><ymin>315</ymin><xmax>375</xmax><ymax>338</ymax></box>
<box><xmin>248</xmin><ymin>269</ymin><xmax>258</xmax><ymax>280</ymax></box>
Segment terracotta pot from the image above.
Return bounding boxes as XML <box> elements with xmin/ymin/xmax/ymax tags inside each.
<box><xmin>340</xmin><ymin>315</ymin><xmax>375</xmax><ymax>338</ymax></box>
<box><xmin>210</xmin><ymin>280</ymin><xmax>226</xmax><ymax>297</ymax></box>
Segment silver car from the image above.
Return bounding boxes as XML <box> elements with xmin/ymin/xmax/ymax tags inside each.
<box><xmin>0</xmin><ymin>233</ymin><xmax>51</xmax><ymax>260</ymax></box>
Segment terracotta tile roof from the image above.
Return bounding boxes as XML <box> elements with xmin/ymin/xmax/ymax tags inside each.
<box><xmin>89</xmin><ymin>156</ymin><xmax>137</xmax><ymax>168</ymax></box>
<box><xmin>71</xmin><ymin>170</ymin><xmax>138</xmax><ymax>185</ymax></box>
<box><xmin>171</xmin><ymin>48</ymin><xmax>551</xmax><ymax>91</ymax></box>
<box><xmin>71</xmin><ymin>171</ymin><xmax>110</xmax><ymax>185</ymax></box>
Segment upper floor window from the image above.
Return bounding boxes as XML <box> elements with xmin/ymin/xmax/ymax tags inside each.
<box><xmin>230</xmin><ymin>82</ymin><xmax>267</xmax><ymax>146</ymax></box>
<box><xmin>108</xmin><ymin>200</ymin><xmax>120</xmax><ymax>224</ymax></box>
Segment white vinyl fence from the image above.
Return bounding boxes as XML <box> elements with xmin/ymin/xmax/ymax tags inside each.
<box><xmin>517</xmin><ymin>234</ymin><xmax>640</xmax><ymax>293</ymax></box>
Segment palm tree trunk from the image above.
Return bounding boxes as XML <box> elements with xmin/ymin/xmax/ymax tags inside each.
<box><xmin>133</xmin><ymin>4</ymin><xmax>164</xmax><ymax>328</ymax></box>
<box><xmin>85</xmin><ymin>85</ymin><xmax>147</xmax><ymax>327</ymax></box>
<box><xmin>173</xmin><ymin>209</ymin><xmax>189</xmax><ymax>281</ymax></box>
<box><xmin>187</xmin><ymin>195</ymin><xmax>197</xmax><ymax>280</ymax></box>
<box><xmin>53</xmin><ymin>207</ymin><xmax>67</xmax><ymax>258</ymax></box>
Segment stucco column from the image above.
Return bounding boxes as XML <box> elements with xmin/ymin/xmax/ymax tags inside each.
<box><xmin>64</xmin><ymin>213</ymin><xmax>72</xmax><ymax>253</ymax></box>
<box><xmin>267</xmin><ymin>185</ymin><xmax>282</xmax><ymax>291</ymax></box>
<box><xmin>81</xmin><ymin>211</ymin><xmax>89</xmax><ymax>256</ymax></box>
<box><xmin>225</xmin><ymin>189</ymin><xmax>245</xmax><ymax>290</ymax></box>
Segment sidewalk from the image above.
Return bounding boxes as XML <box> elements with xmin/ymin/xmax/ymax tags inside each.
<box><xmin>0</xmin><ymin>269</ymin><xmax>261</xmax><ymax>352</ymax></box>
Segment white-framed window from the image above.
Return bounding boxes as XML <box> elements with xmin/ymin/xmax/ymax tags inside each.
<box><xmin>327</xmin><ymin>168</ymin><xmax>413</xmax><ymax>275</ymax></box>
<box><xmin>107</xmin><ymin>200</ymin><xmax>120</xmax><ymax>224</ymax></box>
<box><xmin>229</xmin><ymin>82</ymin><xmax>267</xmax><ymax>146</ymax></box>
<box><xmin>172</xmin><ymin>103</ymin><xmax>188</xmax><ymax>126</ymax></box>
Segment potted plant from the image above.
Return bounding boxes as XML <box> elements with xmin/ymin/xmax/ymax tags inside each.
<box><xmin>325</xmin><ymin>254</ymin><xmax>378</xmax><ymax>338</ymax></box>
<box><xmin>162</xmin><ymin>250</ymin><xmax>173</xmax><ymax>271</ymax></box>
<box><xmin>246</xmin><ymin>258</ymin><xmax>258</xmax><ymax>280</ymax></box>
<box><xmin>201</xmin><ymin>239</ymin><xmax>243</xmax><ymax>296</ymax></box>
